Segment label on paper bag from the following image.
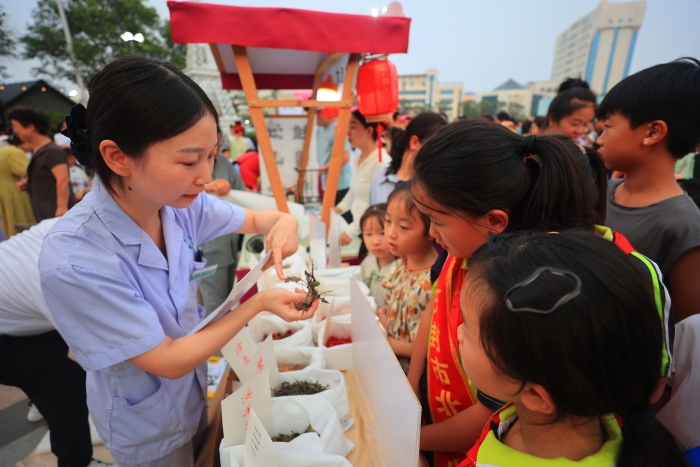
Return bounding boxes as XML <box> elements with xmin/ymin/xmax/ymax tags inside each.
<box><xmin>235</xmin><ymin>335</ymin><xmax>281</xmax><ymax>390</ymax></box>
<box><xmin>221</xmin><ymin>368</ymin><xmax>273</xmax><ymax>448</ymax></box>
<box><xmin>222</xmin><ymin>327</ymin><xmax>258</xmax><ymax>375</ymax></box>
<box><xmin>243</xmin><ymin>407</ymin><xmax>279</xmax><ymax>467</ymax></box>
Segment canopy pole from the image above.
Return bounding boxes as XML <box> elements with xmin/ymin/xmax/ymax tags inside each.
<box><xmin>296</xmin><ymin>53</ymin><xmax>346</xmax><ymax>203</ymax></box>
<box><xmin>231</xmin><ymin>45</ymin><xmax>290</xmax><ymax>213</ymax></box>
<box><xmin>321</xmin><ymin>53</ymin><xmax>360</xmax><ymax>233</ymax></box>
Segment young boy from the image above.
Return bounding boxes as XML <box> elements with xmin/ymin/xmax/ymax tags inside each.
<box><xmin>598</xmin><ymin>57</ymin><xmax>700</xmax><ymax>322</ymax></box>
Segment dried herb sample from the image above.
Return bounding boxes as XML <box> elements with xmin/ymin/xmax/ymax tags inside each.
<box><xmin>277</xmin><ymin>363</ymin><xmax>307</xmax><ymax>373</ymax></box>
<box><xmin>273</xmin><ymin>380</ymin><xmax>329</xmax><ymax>397</ymax></box>
<box><xmin>284</xmin><ymin>261</ymin><xmax>330</xmax><ymax>315</ymax></box>
<box><xmin>263</xmin><ymin>330</ymin><xmax>294</xmax><ymax>341</ymax></box>
<box><xmin>272</xmin><ymin>425</ymin><xmax>315</xmax><ymax>442</ymax></box>
<box><xmin>325</xmin><ymin>336</ymin><xmax>352</xmax><ymax>347</ymax></box>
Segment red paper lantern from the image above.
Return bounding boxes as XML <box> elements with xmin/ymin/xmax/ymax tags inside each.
<box><xmin>356</xmin><ymin>57</ymin><xmax>398</xmax><ymax>123</ymax></box>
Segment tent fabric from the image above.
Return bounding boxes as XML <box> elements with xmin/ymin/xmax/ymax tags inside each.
<box><xmin>167</xmin><ymin>1</ymin><xmax>411</xmax><ymax>54</ymax></box>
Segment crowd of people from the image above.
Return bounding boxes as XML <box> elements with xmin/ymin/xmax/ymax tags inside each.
<box><xmin>0</xmin><ymin>52</ymin><xmax>699</xmax><ymax>467</ymax></box>
<box><xmin>353</xmin><ymin>57</ymin><xmax>700</xmax><ymax>467</ymax></box>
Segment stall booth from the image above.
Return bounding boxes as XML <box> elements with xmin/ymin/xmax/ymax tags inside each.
<box><xmin>168</xmin><ymin>1</ymin><xmax>410</xmax><ymax>229</ymax></box>
<box><xmin>168</xmin><ymin>3</ymin><xmax>418</xmax><ymax>467</ymax></box>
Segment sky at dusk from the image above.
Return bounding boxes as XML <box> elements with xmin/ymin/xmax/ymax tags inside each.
<box><xmin>2</xmin><ymin>0</ymin><xmax>699</xmax><ymax>93</ymax></box>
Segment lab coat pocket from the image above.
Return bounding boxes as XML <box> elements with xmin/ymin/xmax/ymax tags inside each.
<box><xmin>110</xmin><ymin>380</ymin><xmax>184</xmax><ymax>448</ymax></box>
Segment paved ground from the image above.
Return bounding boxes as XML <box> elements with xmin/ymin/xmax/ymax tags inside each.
<box><xmin>0</xmin><ymin>384</ymin><xmax>113</xmax><ymax>467</ymax></box>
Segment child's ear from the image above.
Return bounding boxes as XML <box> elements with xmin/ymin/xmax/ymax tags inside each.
<box><xmin>642</xmin><ymin>120</ymin><xmax>668</xmax><ymax>148</ymax></box>
<box><xmin>519</xmin><ymin>382</ymin><xmax>556</xmax><ymax>415</ymax></box>
<box><xmin>484</xmin><ymin>209</ymin><xmax>509</xmax><ymax>235</ymax></box>
<box><xmin>409</xmin><ymin>135</ymin><xmax>421</xmax><ymax>152</ymax></box>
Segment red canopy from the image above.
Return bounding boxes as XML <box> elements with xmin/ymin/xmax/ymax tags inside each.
<box><xmin>167</xmin><ymin>1</ymin><xmax>411</xmax><ymax>90</ymax></box>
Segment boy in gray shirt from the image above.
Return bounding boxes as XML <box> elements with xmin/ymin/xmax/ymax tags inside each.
<box><xmin>598</xmin><ymin>58</ymin><xmax>700</xmax><ymax>323</ymax></box>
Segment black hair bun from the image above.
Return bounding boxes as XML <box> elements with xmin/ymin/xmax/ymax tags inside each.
<box><xmin>558</xmin><ymin>78</ymin><xmax>591</xmax><ymax>93</ymax></box>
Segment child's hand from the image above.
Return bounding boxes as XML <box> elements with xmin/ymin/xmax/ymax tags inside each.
<box><xmin>340</xmin><ymin>231</ymin><xmax>352</xmax><ymax>246</ymax></box>
<box><xmin>257</xmin><ymin>287</ymin><xmax>318</xmax><ymax>322</ymax></box>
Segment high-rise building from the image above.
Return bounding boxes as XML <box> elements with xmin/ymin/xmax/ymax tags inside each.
<box><xmin>552</xmin><ymin>0</ymin><xmax>646</xmax><ymax>95</ymax></box>
<box><xmin>398</xmin><ymin>69</ymin><xmax>463</xmax><ymax>121</ymax></box>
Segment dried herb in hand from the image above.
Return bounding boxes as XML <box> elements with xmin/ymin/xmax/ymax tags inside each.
<box><xmin>272</xmin><ymin>425</ymin><xmax>314</xmax><ymax>442</ymax></box>
<box><xmin>284</xmin><ymin>261</ymin><xmax>331</xmax><ymax>315</ymax></box>
<box><xmin>273</xmin><ymin>380</ymin><xmax>329</xmax><ymax>397</ymax></box>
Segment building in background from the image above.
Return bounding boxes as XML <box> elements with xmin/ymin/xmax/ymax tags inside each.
<box><xmin>183</xmin><ymin>43</ymin><xmax>240</xmax><ymax>130</ymax></box>
<box><xmin>0</xmin><ymin>80</ymin><xmax>75</xmax><ymax>127</ymax></box>
<box><xmin>470</xmin><ymin>79</ymin><xmax>558</xmax><ymax>118</ymax></box>
<box><xmin>552</xmin><ymin>0</ymin><xmax>646</xmax><ymax>95</ymax></box>
<box><xmin>398</xmin><ymin>69</ymin><xmax>463</xmax><ymax>121</ymax></box>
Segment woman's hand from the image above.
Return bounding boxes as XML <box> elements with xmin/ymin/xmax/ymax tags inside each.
<box><xmin>333</xmin><ymin>207</ymin><xmax>343</xmax><ymax>214</ymax></box>
<box><xmin>340</xmin><ymin>231</ymin><xmax>353</xmax><ymax>246</ymax></box>
<box><xmin>204</xmin><ymin>179</ymin><xmax>231</xmax><ymax>196</ymax></box>
<box><xmin>264</xmin><ymin>214</ymin><xmax>299</xmax><ymax>280</ymax></box>
<box><xmin>256</xmin><ymin>287</ymin><xmax>319</xmax><ymax>322</ymax></box>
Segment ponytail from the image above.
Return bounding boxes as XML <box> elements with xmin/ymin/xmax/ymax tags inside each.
<box><xmin>386</xmin><ymin>112</ymin><xmax>447</xmax><ymax>176</ymax></box>
<box><xmin>618</xmin><ymin>415</ymin><xmax>689</xmax><ymax>467</ymax></box>
<box><xmin>411</xmin><ymin>118</ymin><xmax>597</xmax><ymax>233</ymax></box>
<box><xmin>550</xmin><ymin>134</ymin><xmax>608</xmax><ymax>224</ymax></box>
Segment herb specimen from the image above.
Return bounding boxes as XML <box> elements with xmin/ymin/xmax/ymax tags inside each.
<box><xmin>273</xmin><ymin>380</ymin><xmax>329</xmax><ymax>397</ymax></box>
<box><xmin>284</xmin><ymin>261</ymin><xmax>330</xmax><ymax>314</ymax></box>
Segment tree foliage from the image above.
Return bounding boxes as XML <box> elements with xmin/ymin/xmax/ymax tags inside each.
<box><xmin>0</xmin><ymin>5</ymin><xmax>17</xmax><ymax>79</ymax></box>
<box><xmin>462</xmin><ymin>99</ymin><xmax>507</xmax><ymax>118</ymax></box>
<box><xmin>21</xmin><ymin>0</ymin><xmax>185</xmax><ymax>86</ymax></box>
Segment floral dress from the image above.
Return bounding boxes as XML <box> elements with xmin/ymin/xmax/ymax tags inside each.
<box><xmin>382</xmin><ymin>257</ymin><xmax>433</xmax><ymax>373</ymax></box>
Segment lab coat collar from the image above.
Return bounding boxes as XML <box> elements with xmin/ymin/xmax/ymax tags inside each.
<box><xmin>90</xmin><ymin>178</ymin><xmax>143</xmax><ymax>247</ymax></box>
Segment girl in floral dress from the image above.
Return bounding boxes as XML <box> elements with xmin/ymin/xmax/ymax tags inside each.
<box><xmin>378</xmin><ymin>182</ymin><xmax>437</xmax><ymax>373</ymax></box>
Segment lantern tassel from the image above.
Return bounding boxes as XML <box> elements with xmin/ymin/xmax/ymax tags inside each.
<box><xmin>377</xmin><ymin>122</ymin><xmax>384</xmax><ymax>162</ymax></box>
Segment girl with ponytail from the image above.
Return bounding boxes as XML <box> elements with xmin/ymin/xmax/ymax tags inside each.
<box><xmin>407</xmin><ymin>118</ymin><xmax>673</xmax><ymax>467</ymax></box>
<box><xmin>543</xmin><ymin>78</ymin><xmax>597</xmax><ymax>143</ymax></box>
<box><xmin>457</xmin><ymin>230</ymin><xmax>687</xmax><ymax>467</ymax></box>
<box><xmin>369</xmin><ymin>112</ymin><xmax>446</xmax><ymax>205</ymax></box>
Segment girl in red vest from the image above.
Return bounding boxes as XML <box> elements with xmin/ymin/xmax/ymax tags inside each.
<box><xmin>456</xmin><ymin>231</ymin><xmax>686</xmax><ymax>467</ymax></box>
<box><xmin>408</xmin><ymin>119</ymin><xmax>673</xmax><ymax>466</ymax></box>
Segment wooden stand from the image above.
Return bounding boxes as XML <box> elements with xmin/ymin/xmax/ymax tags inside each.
<box><xmin>210</xmin><ymin>44</ymin><xmax>359</xmax><ymax>227</ymax></box>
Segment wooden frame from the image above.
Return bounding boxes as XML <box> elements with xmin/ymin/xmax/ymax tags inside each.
<box><xmin>210</xmin><ymin>43</ymin><xmax>358</xmax><ymax>224</ymax></box>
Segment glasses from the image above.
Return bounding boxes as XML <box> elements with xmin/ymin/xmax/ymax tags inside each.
<box><xmin>503</xmin><ymin>267</ymin><xmax>582</xmax><ymax>314</ymax></box>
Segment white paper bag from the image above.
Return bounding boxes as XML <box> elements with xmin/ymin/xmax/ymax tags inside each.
<box><xmin>273</xmin><ymin>368</ymin><xmax>351</xmax><ymax>428</ymax></box>
<box><xmin>220</xmin><ymin>397</ymin><xmax>354</xmax><ymax>467</ymax></box>
<box><xmin>317</xmin><ymin>314</ymin><xmax>353</xmax><ymax>371</ymax></box>
<box><xmin>248</xmin><ymin>314</ymin><xmax>314</xmax><ymax>349</ymax></box>
<box><xmin>314</xmin><ymin>266</ymin><xmax>362</xmax><ymax>283</ymax></box>
<box><xmin>223</xmin><ymin>447</ymin><xmax>352</xmax><ymax>467</ymax></box>
<box><xmin>275</xmin><ymin>346</ymin><xmax>325</xmax><ymax>371</ymax></box>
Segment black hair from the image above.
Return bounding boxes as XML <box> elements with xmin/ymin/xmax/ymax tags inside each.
<box><xmin>521</xmin><ymin>120</ymin><xmax>532</xmax><ymax>135</ymax></box>
<box><xmin>468</xmin><ymin>231</ymin><xmax>688</xmax><ymax>467</ymax></box>
<box><xmin>598</xmin><ymin>57</ymin><xmax>700</xmax><ymax>158</ymax></box>
<box><xmin>481</xmin><ymin>113</ymin><xmax>495</xmax><ymax>122</ymax></box>
<box><xmin>388</xmin><ymin>181</ymin><xmax>431</xmax><ymax>235</ymax></box>
<box><xmin>392</xmin><ymin>110</ymin><xmax>401</xmax><ymax>121</ymax></box>
<box><xmin>8</xmin><ymin>134</ymin><xmax>23</xmax><ymax>146</ymax></box>
<box><xmin>85</xmin><ymin>55</ymin><xmax>217</xmax><ymax>196</ymax></box>
<box><xmin>496</xmin><ymin>111</ymin><xmax>512</xmax><ymax>122</ymax></box>
<box><xmin>7</xmin><ymin>107</ymin><xmax>49</xmax><ymax>135</ymax></box>
<box><xmin>533</xmin><ymin>116</ymin><xmax>548</xmax><ymax>132</ymax></box>
<box><xmin>56</xmin><ymin>121</ymin><xmax>66</xmax><ymax>133</ymax></box>
<box><xmin>550</xmin><ymin>134</ymin><xmax>607</xmax><ymax>223</ymax></box>
<box><xmin>351</xmin><ymin>109</ymin><xmax>378</xmax><ymax>141</ymax></box>
<box><xmin>411</xmin><ymin>118</ymin><xmax>596</xmax><ymax>233</ymax></box>
<box><xmin>387</xmin><ymin>112</ymin><xmax>447</xmax><ymax>176</ymax></box>
<box><xmin>547</xmin><ymin>78</ymin><xmax>597</xmax><ymax>126</ymax></box>
<box><xmin>358</xmin><ymin>203</ymin><xmax>388</xmax><ymax>263</ymax></box>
